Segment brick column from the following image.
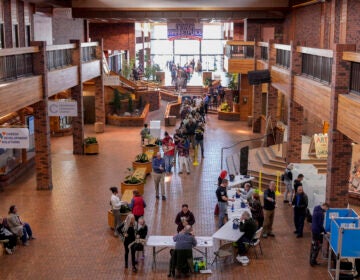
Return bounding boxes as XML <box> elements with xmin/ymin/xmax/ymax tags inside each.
<box><xmin>94</xmin><ymin>39</ymin><xmax>105</xmax><ymax>125</ymax></box>
<box><xmin>285</xmin><ymin>41</ymin><xmax>303</xmax><ymax>163</ymax></box>
<box><xmin>3</xmin><ymin>0</ymin><xmax>13</xmax><ymax>48</ymax></box>
<box><xmin>17</xmin><ymin>0</ymin><xmax>25</xmax><ymax>47</ymax></box>
<box><xmin>252</xmin><ymin>84</ymin><xmax>262</xmax><ymax>133</ymax></box>
<box><xmin>326</xmin><ymin>44</ymin><xmax>356</xmax><ymax>207</ymax></box>
<box><xmin>31</xmin><ymin>41</ymin><xmax>53</xmax><ymax>190</ymax></box>
<box><xmin>267</xmin><ymin>85</ymin><xmax>278</xmax><ymax>129</ymax></box>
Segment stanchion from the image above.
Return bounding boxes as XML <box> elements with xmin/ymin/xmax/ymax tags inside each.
<box><xmin>193</xmin><ymin>144</ymin><xmax>199</xmax><ymax>166</ymax></box>
<box><xmin>275</xmin><ymin>171</ymin><xmax>281</xmax><ymax>195</ymax></box>
<box><xmin>258</xmin><ymin>171</ymin><xmax>263</xmax><ymax>194</ymax></box>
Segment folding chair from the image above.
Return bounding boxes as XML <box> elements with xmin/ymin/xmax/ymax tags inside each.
<box><xmin>243</xmin><ymin>227</ymin><xmax>264</xmax><ymax>258</ymax></box>
<box><xmin>211</xmin><ymin>242</ymin><xmax>234</xmax><ymax>268</ymax></box>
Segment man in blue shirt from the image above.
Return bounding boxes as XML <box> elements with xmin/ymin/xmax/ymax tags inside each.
<box><xmin>152</xmin><ymin>152</ymin><xmax>166</xmax><ymax>200</ymax></box>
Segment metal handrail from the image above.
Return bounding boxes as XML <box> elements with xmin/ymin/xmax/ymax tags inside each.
<box><xmin>220</xmin><ymin>134</ymin><xmax>270</xmax><ymax>170</ymax></box>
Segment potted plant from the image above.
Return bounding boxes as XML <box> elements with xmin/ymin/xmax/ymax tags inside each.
<box><xmin>142</xmin><ymin>136</ymin><xmax>160</xmax><ymax>156</ymax></box>
<box><xmin>121</xmin><ymin>168</ymin><xmax>146</xmax><ymax>194</ymax></box>
<box><xmin>132</xmin><ymin>153</ymin><xmax>152</xmax><ymax>175</ymax></box>
<box><xmin>84</xmin><ymin>137</ymin><xmax>99</xmax><ymax>154</ymax></box>
<box><xmin>228</xmin><ymin>73</ymin><xmax>240</xmax><ymax>112</ymax></box>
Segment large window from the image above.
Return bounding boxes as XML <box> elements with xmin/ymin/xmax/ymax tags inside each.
<box><xmin>174</xmin><ymin>40</ymin><xmax>200</xmax><ymax>55</ymax></box>
<box><xmin>151</xmin><ymin>40</ymin><xmax>173</xmax><ymax>55</ymax></box>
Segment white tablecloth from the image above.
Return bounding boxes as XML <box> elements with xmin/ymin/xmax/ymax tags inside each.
<box><xmin>212</xmin><ymin>219</ymin><xmax>244</xmax><ymax>242</ymax></box>
<box><xmin>228</xmin><ymin>175</ymin><xmax>254</xmax><ymax>188</ymax></box>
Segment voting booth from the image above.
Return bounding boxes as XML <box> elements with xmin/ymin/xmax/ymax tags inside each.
<box><xmin>324</xmin><ymin>208</ymin><xmax>359</xmax><ymax>232</ymax></box>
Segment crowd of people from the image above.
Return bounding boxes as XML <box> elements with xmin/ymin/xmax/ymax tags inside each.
<box><xmin>167</xmin><ymin>59</ymin><xmax>202</xmax><ymax>92</ymax></box>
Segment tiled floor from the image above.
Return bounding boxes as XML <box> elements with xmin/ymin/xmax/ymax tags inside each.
<box><xmin>0</xmin><ymin>111</ymin><xmax>333</xmax><ymax>279</ymax></box>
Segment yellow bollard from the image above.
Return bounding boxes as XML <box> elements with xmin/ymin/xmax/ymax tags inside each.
<box><xmin>275</xmin><ymin>171</ymin><xmax>281</xmax><ymax>195</ymax></box>
<box><xmin>258</xmin><ymin>171</ymin><xmax>263</xmax><ymax>195</ymax></box>
<box><xmin>193</xmin><ymin>144</ymin><xmax>199</xmax><ymax>166</ymax></box>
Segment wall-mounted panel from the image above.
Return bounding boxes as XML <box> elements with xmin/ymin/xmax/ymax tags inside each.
<box><xmin>82</xmin><ymin>60</ymin><xmax>101</xmax><ymax>82</ymax></box>
<box><xmin>48</xmin><ymin>66</ymin><xmax>79</xmax><ymax>96</ymax></box>
<box><xmin>271</xmin><ymin>66</ymin><xmax>290</xmax><ymax>95</ymax></box>
<box><xmin>227</xmin><ymin>58</ymin><xmax>255</xmax><ymax>74</ymax></box>
<box><xmin>337</xmin><ymin>94</ymin><xmax>360</xmax><ymax>143</ymax></box>
<box><xmin>293</xmin><ymin>75</ymin><xmax>331</xmax><ymax>121</ymax></box>
<box><xmin>0</xmin><ymin>76</ymin><xmax>43</xmax><ymax>116</ymax></box>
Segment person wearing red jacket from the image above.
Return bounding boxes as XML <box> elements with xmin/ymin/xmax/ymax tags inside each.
<box><xmin>130</xmin><ymin>190</ymin><xmax>147</xmax><ymax>221</ymax></box>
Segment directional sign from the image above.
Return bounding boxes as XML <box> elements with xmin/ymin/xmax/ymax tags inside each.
<box><xmin>48</xmin><ymin>100</ymin><xmax>78</xmax><ymax>117</ymax></box>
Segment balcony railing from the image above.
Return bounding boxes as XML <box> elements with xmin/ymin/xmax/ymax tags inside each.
<box><xmin>260</xmin><ymin>46</ymin><xmax>268</xmax><ymax>61</ymax></box>
<box><xmin>46</xmin><ymin>49</ymin><xmax>72</xmax><ymax>71</ymax></box>
<box><xmin>298</xmin><ymin>47</ymin><xmax>333</xmax><ymax>85</ymax></box>
<box><xmin>0</xmin><ymin>47</ymin><xmax>38</xmax><ymax>82</ymax></box>
<box><xmin>350</xmin><ymin>62</ymin><xmax>360</xmax><ymax>95</ymax></box>
<box><xmin>107</xmin><ymin>53</ymin><xmax>122</xmax><ymax>73</ymax></box>
<box><xmin>275</xmin><ymin>47</ymin><xmax>290</xmax><ymax>69</ymax></box>
<box><xmin>81</xmin><ymin>43</ymin><xmax>97</xmax><ymax>62</ymax></box>
<box><xmin>225</xmin><ymin>41</ymin><xmax>255</xmax><ymax>59</ymax></box>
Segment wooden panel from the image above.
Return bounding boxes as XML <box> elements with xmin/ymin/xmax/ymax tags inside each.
<box><xmin>82</xmin><ymin>60</ymin><xmax>101</xmax><ymax>82</ymax></box>
<box><xmin>257</xmin><ymin>42</ymin><xmax>269</xmax><ymax>47</ymax></box>
<box><xmin>0</xmin><ymin>46</ymin><xmax>39</xmax><ymax>56</ymax></box>
<box><xmin>226</xmin><ymin>41</ymin><xmax>255</xmax><ymax>46</ymax></box>
<box><xmin>343</xmin><ymin>52</ymin><xmax>360</xmax><ymax>63</ymax></box>
<box><xmin>273</xmin><ymin>43</ymin><xmax>291</xmax><ymax>51</ymax></box>
<box><xmin>227</xmin><ymin>58</ymin><xmax>255</xmax><ymax>74</ymax></box>
<box><xmin>337</xmin><ymin>94</ymin><xmax>360</xmax><ymax>143</ymax></box>
<box><xmin>256</xmin><ymin>60</ymin><xmax>268</xmax><ymax>70</ymax></box>
<box><xmin>293</xmin><ymin>75</ymin><xmax>331</xmax><ymax>121</ymax></box>
<box><xmin>296</xmin><ymin>46</ymin><xmax>333</xmax><ymax>58</ymax></box>
<box><xmin>270</xmin><ymin>66</ymin><xmax>290</xmax><ymax>95</ymax></box>
<box><xmin>46</xmin><ymin>44</ymin><xmax>76</xmax><ymax>51</ymax></box>
<box><xmin>0</xmin><ymin>76</ymin><xmax>43</xmax><ymax>116</ymax></box>
<box><xmin>48</xmin><ymin>66</ymin><xmax>79</xmax><ymax>96</ymax></box>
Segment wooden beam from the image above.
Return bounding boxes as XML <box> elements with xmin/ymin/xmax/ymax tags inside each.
<box><xmin>296</xmin><ymin>46</ymin><xmax>333</xmax><ymax>58</ymax></box>
<box><xmin>342</xmin><ymin>52</ymin><xmax>360</xmax><ymax>63</ymax></box>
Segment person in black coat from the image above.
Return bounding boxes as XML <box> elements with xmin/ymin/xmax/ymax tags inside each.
<box><xmin>292</xmin><ymin>186</ymin><xmax>308</xmax><ymax>238</ymax></box>
<box><xmin>122</xmin><ymin>214</ymin><xmax>138</xmax><ymax>272</ymax></box>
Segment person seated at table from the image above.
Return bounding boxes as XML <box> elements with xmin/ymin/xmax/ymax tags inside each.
<box><xmin>173</xmin><ymin>225</ymin><xmax>197</xmax><ymax>278</ymax></box>
<box><xmin>241</xmin><ymin>183</ymin><xmax>254</xmax><ymax>202</ymax></box>
<box><xmin>175</xmin><ymin>204</ymin><xmax>196</xmax><ymax>233</ymax></box>
<box><xmin>236</xmin><ymin>211</ymin><xmax>258</xmax><ymax>260</ymax></box>
<box><xmin>249</xmin><ymin>193</ymin><xmax>264</xmax><ymax>229</ymax></box>
<box><xmin>7</xmin><ymin>205</ymin><xmax>35</xmax><ymax>246</ymax></box>
<box><xmin>0</xmin><ymin>216</ymin><xmax>18</xmax><ymax>254</ymax></box>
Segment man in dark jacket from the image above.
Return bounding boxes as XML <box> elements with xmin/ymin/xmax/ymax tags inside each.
<box><xmin>263</xmin><ymin>181</ymin><xmax>276</xmax><ymax>238</ymax></box>
<box><xmin>292</xmin><ymin>186</ymin><xmax>308</xmax><ymax>238</ymax></box>
<box><xmin>175</xmin><ymin>204</ymin><xmax>196</xmax><ymax>233</ymax></box>
<box><xmin>310</xmin><ymin>202</ymin><xmax>329</xmax><ymax>266</ymax></box>
<box><xmin>236</xmin><ymin>211</ymin><xmax>258</xmax><ymax>257</ymax></box>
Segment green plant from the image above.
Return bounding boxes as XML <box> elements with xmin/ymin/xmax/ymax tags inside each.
<box><xmin>220</xmin><ymin>102</ymin><xmax>231</xmax><ymax>112</ymax></box>
<box><xmin>113</xmin><ymin>89</ymin><xmax>122</xmax><ymax>114</ymax></box>
<box><xmin>120</xmin><ymin>204</ymin><xmax>131</xmax><ymax>213</ymax></box>
<box><xmin>135</xmin><ymin>153</ymin><xmax>149</xmax><ymax>163</ymax></box>
<box><xmin>128</xmin><ymin>96</ymin><xmax>133</xmax><ymax>113</ymax></box>
<box><xmin>121</xmin><ymin>58</ymin><xmax>135</xmax><ymax>79</ymax></box>
<box><xmin>124</xmin><ymin>168</ymin><xmax>143</xmax><ymax>184</ymax></box>
<box><xmin>204</xmin><ymin>78</ymin><xmax>213</xmax><ymax>87</ymax></box>
<box><xmin>84</xmin><ymin>137</ymin><xmax>97</xmax><ymax>145</ymax></box>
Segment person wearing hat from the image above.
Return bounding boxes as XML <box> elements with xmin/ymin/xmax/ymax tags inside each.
<box><xmin>283</xmin><ymin>163</ymin><xmax>294</xmax><ymax>204</ymax></box>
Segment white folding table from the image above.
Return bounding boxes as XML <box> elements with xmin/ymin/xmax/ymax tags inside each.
<box><xmin>146</xmin><ymin>235</ymin><xmax>213</xmax><ymax>270</ymax></box>
<box><xmin>228</xmin><ymin>175</ymin><xmax>254</xmax><ymax>188</ymax></box>
<box><xmin>212</xmin><ymin>219</ymin><xmax>244</xmax><ymax>242</ymax></box>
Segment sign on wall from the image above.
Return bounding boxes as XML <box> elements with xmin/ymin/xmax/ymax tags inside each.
<box><xmin>0</xmin><ymin>128</ymin><xmax>30</xmax><ymax>149</ymax></box>
<box><xmin>48</xmin><ymin>100</ymin><xmax>78</xmax><ymax>117</ymax></box>
<box><xmin>103</xmin><ymin>75</ymin><xmax>120</xmax><ymax>86</ymax></box>
<box><xmin>313</xmin><ymin>133</ymin><xmax>328</xmax><ymax>158</ymax></box>
<box><xmin>167</xmin><ymin>23</ymin><xmax>203</xmax><ymax>40</ymax></box>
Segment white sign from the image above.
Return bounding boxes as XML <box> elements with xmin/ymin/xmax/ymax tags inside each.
<box><xmin>103</xmin><ymin>75</ymin><xmax>120</xmax><ymax>86</ymax></box>
<box><xmin>314</xmin><ymin>133</ymin><xmax>328</xmax><ymax>158</ymax></box>
<box><xmin>48</xmin><ymin>100</ymin><xmax>78</xmax><ymax>117</ymax></box>
<box><xmin>0</xmin><ymin>128</ymin><xmax>29</xmax><ymax>149</ymax></box>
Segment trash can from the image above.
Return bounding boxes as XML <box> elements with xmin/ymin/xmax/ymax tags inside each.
<box><xmin>248</xmin><ymin>116</ymin><xmax>253</xmax><ymax>127</ymax></box>
<box><xmin>94</xmin><ymin>122</ymin><xmax>104</xmax><ymax>133</ymax></box>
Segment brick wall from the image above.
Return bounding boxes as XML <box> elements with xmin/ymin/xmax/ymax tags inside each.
<box><xmin>107</xmin><ymin>104</ymin><xmax>149</xmax><ymax>127</ymax></box>
<box><xmin>160</xmin><ymin>91</ymin><xmax>178</xmax><ymax>102</ymax></box>
<box><xmin>246</xmin><ymin>19</ymin><xmax>284</xmax><ymax>42</ymax></box>
<box><xmin>286</xmin><ymin>100</ymin><xmax>303</xmax><ymax>163</ymax></box>
<box><xmin>252</xmin><ymin>84</ymin><xmax>262</xmax><ymax>133</ymax></box>
<box><xmin>89</xmin><ymin>23</ymin><xmax>135</xmax><ymax>59</ymax></box>
<box><xmin>346</xmin><ymin>0</ymin><xmax>360</xmax><ymax>50</ymax></box>
<box><xmin>139</xmin><ymin>90</ymin><xmax>160</xmax><ymax>112</ymax></box>
<box><xmin>218</xmin><ymin>111</ymin><xmax>241</xmax><ymax>121</ymax></box>
<box><xmin>294</xmin><ymin>5</ymin><xmax>322</xmax><ymax>47</ymax></box>
<box><xmin>52</xmin><ymin>8</ymin><xmax>85</xmax><ymax>44</ymax></box>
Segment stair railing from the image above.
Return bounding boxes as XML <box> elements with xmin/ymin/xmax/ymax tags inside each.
<box><xmin>220</xmin><ymin>134</ymin><xmax>270</xmax><ymax>170</ymax></box>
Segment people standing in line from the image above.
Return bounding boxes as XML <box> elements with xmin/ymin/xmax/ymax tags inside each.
<box><xmin>294</xmin><ymin>173</ymin><xmax>304</xmax><ymax>194</ymax></box>
<box><xmin>292</xmin><ymin>186</ymin><xmax>308</xmax><ymax>238</ymax></box>
<box><xmin>0</xmin><ymin>216</ymin><xmax>17</xmax><ymax>254</ymax></box>
<box><xmin>249</xmin><ymin>193</ymin><xmax>264</xmax><ymax>229</ymax></box>
<box><xmin>129</xmin><ymin>190</ymin><xmax>146</xmax><ymax>221</ymax></box>
<box><xmin>283</xmin><ymin>163</ymin><xmax>294</xmax><ymax>204</ymax></box>
<box><xmin>236</xmin><ymin>211</ymin><xmax>258</xmax><ymax>258</ymax></box>
<box><xmin>162</xmin><ymin>131</ymin><xmax>172</xmax><ymax>146</ymax></box>
<box><xmin>152</xmin><ymin>152</ymin><xmax>166</xmax><ymax>200</ymax></box>
<box><xmin>185</xmin><ymin>118</ymin><xmax>197</xmax><ymax>149</ymax></box>
<box><xmin>177</xmin><ymin>137</ymin><xmax>191</xmax><ymax>175</ymax></box>
<box><xmin>110</xmin><ymin>186</ymin><xmax>126</xmax><ymax>236</ymax></box>
<box><xmin>310</xmin><ymin>203</ymin><xmax>329</xmax><ymax>266</ymax></box>
<box><xmin>140</xmin><ymin>123</ymin><xmax>150</xmax><ymax>145</ymax></box>
<box><xmin>262</xmin><ymin>181</ymin><xmax>276</xmax><ymax>238</ymax></box>
<box><xmin>194</xmin><ymin>123</ymin><xmax>205</xmax><ymax>159</ymax></box>
<box><xmin>175</xmin><ymin>204</ymin><xmax>196</xmax><ymax>233</ymax></box>
<box><xmin>173</xmin><ymin>225</ymin><xmax>197</xmax><ymax>278</ymax></box>
<box><xmin>122</xmin><ymin>214</ymin><xmax>138</xmax><ymax>273</ymax></box>
<box><xmin>216</xmin><ymin>179</ymin><xmax>235</xmax><ymax>228</ymax></box>
<box><xmin>7</xmin><ymin>205</ymin><xmax>35</xmax><ymax>246</ymax></box>
<box><xmin>203</xmin><ymin>94</ymin><xmax>209</xmax><ymax>115</ymax></box>
<box><xmin>163</xmin><ymin>138</ymin><xmax>175</xmax><ymax>175</ymax></box>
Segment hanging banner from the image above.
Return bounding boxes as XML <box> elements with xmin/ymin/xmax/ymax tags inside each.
<box><xmin>167</xmin><ymin>23</ymin><xmax>203</xmax><ymax>40</ymax></box>
<box><xmin>0</xmin><ymin>128</ymin><xmax>29</xmax><ymax>149</ymax></box>
<box><xmin>48</xmin><ymin>100</ymin><xmax>78</xmax><ymax>117</ymax></box>
<box><xmin>313</xmin><ymin>133</ymin><xmax>328</xmax><ymax>158</ymax></box>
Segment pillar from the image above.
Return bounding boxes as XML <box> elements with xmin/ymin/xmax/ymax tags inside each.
<box><xmin>94</xmin><ymin>39</ymin><xmax>105</xmax><ymax>125</ymax></box>
<box><xmin>31</xmin><ymin>41</ymin><xmax>53</xmax><ymax>190</ymax></box>
<box><xmin>326</xmin><ymin>44</ymin><xmax>356</xmax><ymax>207</ymax></box>
<box><xmin>3</xmin><ymin>0</ymin><xmax>13</xmax><ymax>48</ymax></box>
<box><xmin>252</xmin><ymin>84</ymin><xmax>262</xmax><ymax>133</ymax></box>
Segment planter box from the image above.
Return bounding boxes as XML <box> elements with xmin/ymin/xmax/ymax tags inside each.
<box><xmin>84</xmin><ymin>143</ymin><xmax>99</xmax><ymax>154</ymax></box>
<box><xmin>142</xmin><ymin>145</ymin><xmax>159</xmax><ymax>158</ymax></box>
<box><xmin>233</xmin><ymin>103</ymin><xmax>240</xmax><ymax>113</ymax></box>
<box><xmin>132</xmin><ymin>161</ymin><xmax>152</xmax><ymax>175</ymax></box>
<box><xmin>121</xmin><ymin>181</ymin><xmax>145</xmax><ymax>195</ymax></box>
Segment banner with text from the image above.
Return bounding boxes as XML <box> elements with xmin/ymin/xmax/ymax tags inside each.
<box><xmin>48</xmin><ymin>100</ymin><xmax>78</xmax><ymax>117</ymax></box>
<box><xmin>167</xmin><ymin>23</ymin><xmax>203</xmax><ymax>40</ymax></box>
<box><xmin>0</xmin><ymin>128</ymin><xmax>29</xmax><ymax>149</ymax></box>
<box><xmin>314</xmin><ymin>133</ymin><xmax>328</xmax><ymax>158</ymax></box>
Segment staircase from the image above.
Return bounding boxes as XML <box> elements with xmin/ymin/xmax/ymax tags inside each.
<box><xmin>225</xmin><ymin>144</ymin><xmax>328</xmax><ymax>190</ymax></box>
